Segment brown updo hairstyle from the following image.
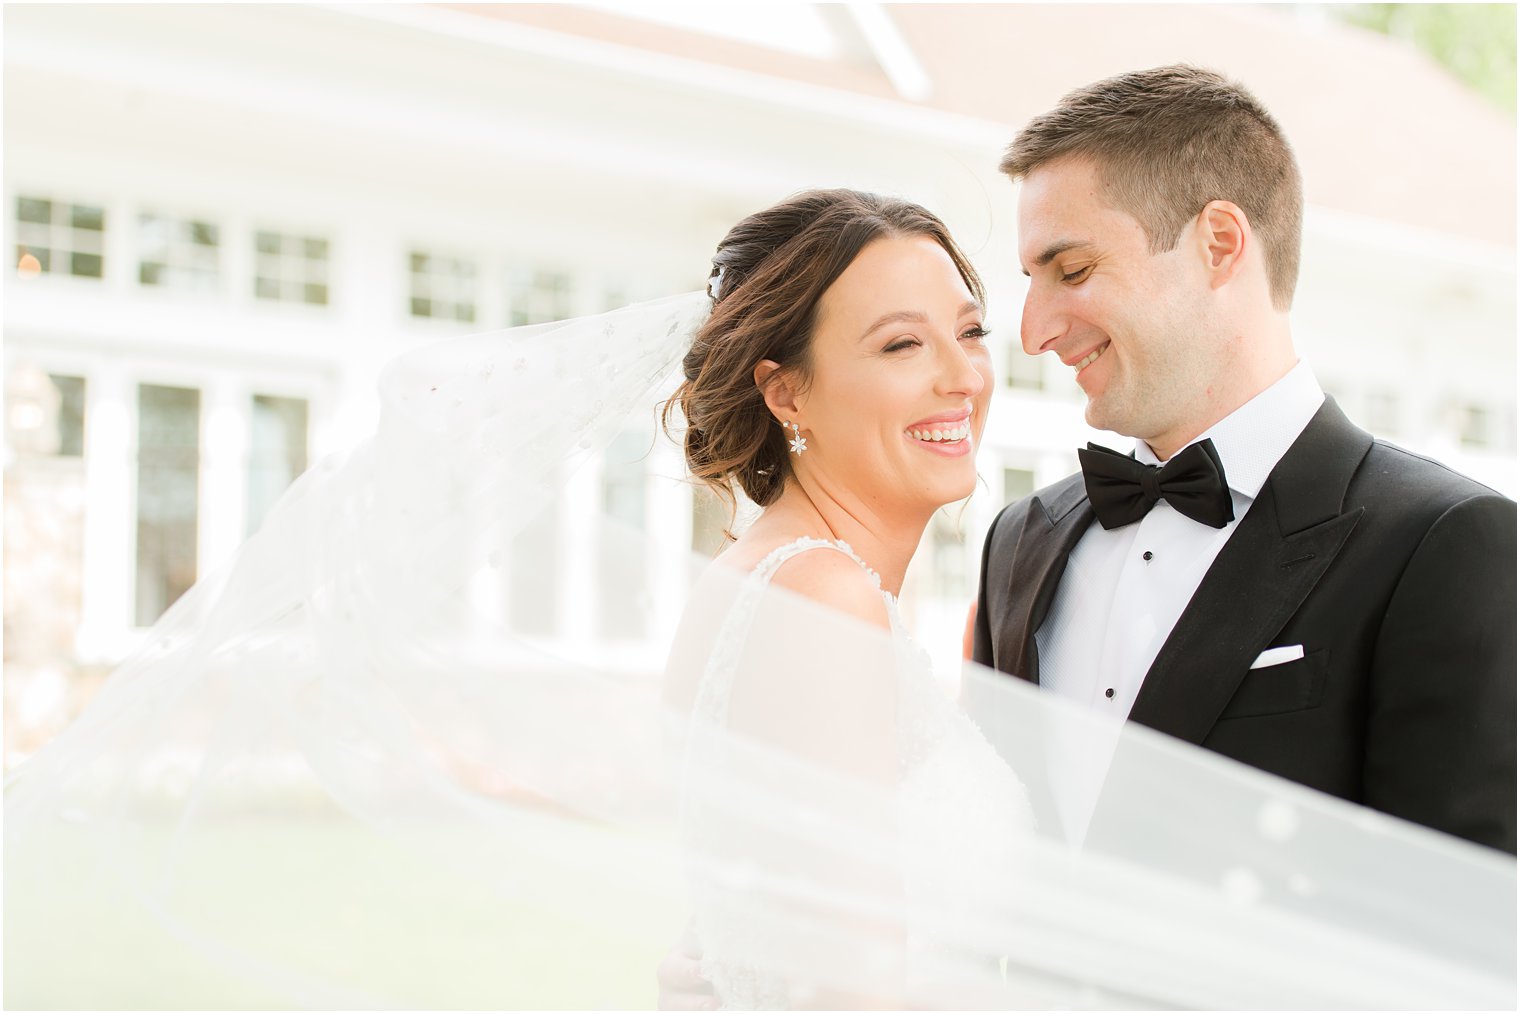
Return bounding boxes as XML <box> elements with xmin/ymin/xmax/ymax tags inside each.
<box><xmin>662</xmin><ymin>189</ymin><xmax>985</xmax><ymax>525</ymax></box>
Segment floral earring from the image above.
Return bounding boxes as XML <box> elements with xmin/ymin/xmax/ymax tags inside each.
<box><xmin>787</xmin><ymin>420</ymin><xmax>807</xmax><ymax>455</ymax></box>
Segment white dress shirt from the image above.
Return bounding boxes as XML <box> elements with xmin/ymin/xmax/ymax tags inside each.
<box><xmin>1036</xmin><ymin>360</ymin><xmax>1326</xmax><ymax>841</ymax></box>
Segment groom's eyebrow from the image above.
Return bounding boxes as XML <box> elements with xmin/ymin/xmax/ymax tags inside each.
<box><xmin>1021</xmin><ymin>240</ymin><xmax>1094</xmax><ymax>276</ymax></box>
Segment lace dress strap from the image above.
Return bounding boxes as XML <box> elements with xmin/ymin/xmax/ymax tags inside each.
<box><xmin>691</xmin><ymin>537</ymin><xmax>888</xmax><ymax>730</ymax></box>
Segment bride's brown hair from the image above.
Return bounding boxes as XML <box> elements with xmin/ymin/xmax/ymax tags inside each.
<box><xmin>663</xmin><ymin>189</ymin><xmax>984</xmax><ymax>523</ymax></box>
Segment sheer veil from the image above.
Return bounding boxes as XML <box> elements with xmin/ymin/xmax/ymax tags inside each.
<box><xmin>5</xmin><ymin>293</ymin><xmax>1514</xmax><ymax>1009</ymax></box>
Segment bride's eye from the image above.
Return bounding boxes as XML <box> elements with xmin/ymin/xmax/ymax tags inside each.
<box><xmin>884</xmin><ymin>337</ymin><xmax>921</xmax><ymax>353</ymax></box>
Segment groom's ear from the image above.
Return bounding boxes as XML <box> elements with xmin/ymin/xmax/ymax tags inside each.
<box><xmin>754</xmin><ymin>359</ymin><xmax>802</xmax><ymax>418</ymax></box>
<box><xmin>1196</xmin><ymin>200</ymin><xmax>1252</xmax><ymax>291</ymax></box>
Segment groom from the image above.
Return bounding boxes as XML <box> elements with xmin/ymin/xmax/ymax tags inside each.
<box><xmin>970</xmin><ymin>65</ymin><xmax>1516</xmax><ymax>854</ymax></box>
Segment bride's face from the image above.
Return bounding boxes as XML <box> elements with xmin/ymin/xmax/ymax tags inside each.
<box><xmin>792</xmin><ymin>234</ymin><xmax>992</xmax><ymax>515</ymax></box>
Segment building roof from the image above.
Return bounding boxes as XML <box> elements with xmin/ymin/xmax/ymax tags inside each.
<box><xmin>448</xmin><ymin>3</ymin><xmax>1516</xmax><ymax>248</ymax></box>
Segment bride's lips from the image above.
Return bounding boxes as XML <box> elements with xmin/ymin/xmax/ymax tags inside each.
<box><xmin>905</xmin><ymin>409</ymin><xmax>974</xmax><ymax>458</ymax></box>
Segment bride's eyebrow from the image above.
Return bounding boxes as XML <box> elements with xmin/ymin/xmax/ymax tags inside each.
<box><xmin>858</xmin><ymin>309</ymin><xmax>927</xmax><ymax>341</ymax></box>
<box><xmin>857</xmin><ymin>301</ymin><xmax>983</xmax><ymax>342</ymax></box>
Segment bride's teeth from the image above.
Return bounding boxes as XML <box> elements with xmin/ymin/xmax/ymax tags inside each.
<box><xmin>909</xmin><ymin>422</ymin><xmax>970</xmax><ymax>442</ymax></box>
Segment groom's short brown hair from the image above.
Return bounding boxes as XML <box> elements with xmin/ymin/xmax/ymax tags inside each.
<box><xmin>1001</xmin><ymin>65</ymin><xmax>1303</xmax><ymax>310</ymax></box>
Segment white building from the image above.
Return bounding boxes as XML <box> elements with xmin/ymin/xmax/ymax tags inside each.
<box><xmin>4</xmin><ymin>3</ymin><xmax>1514</xmax><ymax>765</ymax></box>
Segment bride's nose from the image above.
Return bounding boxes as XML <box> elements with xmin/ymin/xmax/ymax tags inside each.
<box><xmin>935</xmin><ymin>341</ymin><xmax>986</xmax><ymax>399</ymax></box>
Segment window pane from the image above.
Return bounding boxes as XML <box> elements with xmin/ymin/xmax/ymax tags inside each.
<box><xmin>255</xmin><ymin>231</ymin><xmax>281</xmax><ymax>255</ymax></box>
<box><xmin>1003</xmin><ymin>467</ymin><xmax>1036</xmax><ymax>503</ymax></box>
<box><xmin>17</xmin><ymin>197</ymin><xmax>51</xmax><ymax>224</ymax></box>
<box><xmin>599</xmin><ymin>431</ymin><xmax>649</xmax><ymax>638</ymax></box>
<box><xmin>690</xmin><ymin>485</ymin><xmax>730</xmax><ymax>557</ymax></box>
<box><xmin>19</xmin><ymin>246</ymin><xmax>50</xmax><ymax>273</ymax></box>
<box><xmin>928</xmin><ymin>509</ymin><xmax>970</xmax><ymax>598</ymax></box>
<box><xmin>47</xmin><ymin>375</ymin><xmax>86</xmax><ymax>457</ymax></box>
<box><xmin>140</xmin><ymin>262</ymin><xmax>164</xmax><ymax>286</ymax></box>
<box><xmin>70</xmin><ymin>252</ymin><xmax>103</xmax><ymax>278</ymax></box>
<box><xmin>303</xmin><ymin>237</ymin><xmax>328</xmax><ymax>260</ymax></box>
<box><xmin>1006</xmin><ymin>345</ymin><xmax>1044</xmax><ymax>390</ymax></box>
<box><xmin>136</xmin><ymin>384</ymin><xmax>200</xmax><ymax>626</ymax></box>
<box><xmin>138</xmin><ymin>214</ymin><xmax>170</xmax><ymax>254</ymax></box>
<box><xmin>1460</xmin><ymin>405</ymin><xmax>1490</xmax><ymax>448</ymax></box>
<box><xmin>190</xmin><ymin>221</ymin><xmax>218</xmax><ymax>247</ymax></box>
<box><xmin>248</xmin><ymin>395</ymin><xmax>309</xmax><ymax>535</ymax></box>
<box><xmin>303</xmin><ymin>283</ymin><xmax>327</xmax><ymax>306</ymax></box>
<box><xmin>70</xmin><ymin>205</ymin><xmax>104</xmax><ymax>231</ymax></box>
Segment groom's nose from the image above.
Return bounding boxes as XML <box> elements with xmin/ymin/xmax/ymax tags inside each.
<box><xmin>1020</xmin><ymin>284</ymin><xmax>1061</xmax><ymax>357</ymax></box>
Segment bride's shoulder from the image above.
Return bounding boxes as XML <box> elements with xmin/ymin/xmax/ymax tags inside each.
<box><xmin>717</xmin><ymin>536</ymin><xmax>890</xmax><ymax>631</ymax></box>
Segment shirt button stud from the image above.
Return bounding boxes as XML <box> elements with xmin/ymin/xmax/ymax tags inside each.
<box><xmin>1105</xmin><ymin>688</ymin><xmax>1115</xmax><ymax>699</ymax></box>
<box><xmin>1142</xmin><ymin>550</ymin><xmax>1154</xmax><ymax>561</ymax></box>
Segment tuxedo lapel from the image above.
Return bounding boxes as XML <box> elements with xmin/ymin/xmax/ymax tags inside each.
<box><xmin>1127</xmin><ymin>399</ymin><xmax>1373</xmax><ymax>744</ymax></box>
<box><xmin>996</xmin><ymin>475</ymin><xmax>1093</xmax><ymax>684</ymax></box>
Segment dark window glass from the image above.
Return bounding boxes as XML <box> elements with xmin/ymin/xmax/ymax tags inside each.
<box><xmin>17</xmin><ymin>197</ymin><xmax>51</xmax><ymax>224</ymax></box>
<box><xmin>135</xmin><ymin>384</ymin><xmax>200</xmax><ymax>626</ymax></box>
<box><xmin>20</xmin><ymin>246</ymin><xmax>51</xmax><ymax>272</ymax></box>
<box><xmin>48</xmin><ymin>374</ymin><xmax>86</xmax><ymax>457</ymax></box>
<box><xmin>1003</xmin><ymin>467</ymin><xmax>1036</xmax><ymax>503</ymax></box>
<box><xmin>70</xmin><ymin>205</ymin><xmax>104</xmax><ymax>231</ymax></box>
<box><xmin>71</xmin><ymin>252</ymin><xmax>103</xmax><ymax>278</ymax></box>
<box><xmin>303</xmin><ymin>283</ymin><xmax>327</xmax><ymax>306</ymax></box>
<box><xmin>255</xmin><ymin>231</ymin><xmax>281</xmax><ymax>255</ymax></box>
<box><xmin>140</xmin><ymin>262</ymin><xmax>165</xmax><ymax>286</ymax></box>
<box><xmin>410</xmin><ymin>297</ymin><xmax>430</xmax><ymax>318</ymax></box>
<box><xmin>248</xmin><ymin>395</ymin><xmax>309</xmax><ymax>535</ymax></box>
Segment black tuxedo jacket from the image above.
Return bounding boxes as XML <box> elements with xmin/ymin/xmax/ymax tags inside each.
<box><xmin>972</xmin><ymin>398</ymin><xmax>1516</xmax><ymax>854</ymax></box>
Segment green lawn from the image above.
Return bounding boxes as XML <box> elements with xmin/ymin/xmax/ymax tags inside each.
<box><xmin>7</xmin><ymin>809</ymin><xmax>690</xmax><ymax>1009</ymax></box>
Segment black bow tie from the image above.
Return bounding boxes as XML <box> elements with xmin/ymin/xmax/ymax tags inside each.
<box><xmin>1078</xmin><ymin>439</ymin><xmax>1235</xmax><ymax>531</ymax></box>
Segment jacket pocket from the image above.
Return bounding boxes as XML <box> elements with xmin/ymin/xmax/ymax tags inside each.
<box><xmin>1218</xmin><ymin>648</ymin><xmax>1330</xmax><ymax>719</ymax></box>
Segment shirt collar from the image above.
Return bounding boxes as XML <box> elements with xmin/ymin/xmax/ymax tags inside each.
<box><xmin>1134</xmin><ymin>360</ymin><xmax>1325</xmax><ymax>500</ymax></box>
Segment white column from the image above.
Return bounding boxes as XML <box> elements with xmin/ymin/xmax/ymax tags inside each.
<box><xmin>75</xmin><ymin>365</ymin><xmax>134</xmax><ymax>662</ymax></box>
<box><xmin>200</xmin><ymin>373</ymin><xmax>248</xmax><ymax>574</ymax></box>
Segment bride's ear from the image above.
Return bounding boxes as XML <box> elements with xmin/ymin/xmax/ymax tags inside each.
<box><xmin>754</xmin><ymin>359</ymin><xmax>801</xmax><ymax>419</ymax></box>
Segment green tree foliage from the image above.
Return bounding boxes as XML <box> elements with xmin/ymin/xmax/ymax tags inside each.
<box><xmin>1332</xmin><ymin>4</ymin><xmax>1517</xmax><ymax>113</ymax></box>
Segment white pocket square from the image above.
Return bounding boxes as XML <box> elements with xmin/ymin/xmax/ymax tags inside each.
<box><xmin>1250</xmin><ymin>645</ymin><xmax>1305</xmax><ymax>670</ymax></box>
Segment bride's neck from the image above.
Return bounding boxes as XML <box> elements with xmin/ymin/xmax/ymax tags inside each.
<box><xmin>750</xmin><ymin>480</ymin><xmax>928</xmax><ymax>596</ymax></box>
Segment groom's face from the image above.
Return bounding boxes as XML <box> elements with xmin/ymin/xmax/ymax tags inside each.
<box><xmin>1017</xmin><ymin>158</ymin><xmax>1216</xmax><ymax>452</ymax></box>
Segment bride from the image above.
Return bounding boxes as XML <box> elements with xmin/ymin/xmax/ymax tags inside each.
<box><xmin>5</xmin><ymin>190</ymin><xmax>1513</xmax><ymax>1009</ymax></box>
<box><xmin>661</xmin><ymin>189</ymin><xmax>1034</xmax><ymax>1008</ymax></box>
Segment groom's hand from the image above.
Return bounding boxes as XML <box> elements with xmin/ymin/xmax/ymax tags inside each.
<box><xmin>657</xmin><ymin>928</ymin><xmax>716</xmax><ymax>1010</ymax></box>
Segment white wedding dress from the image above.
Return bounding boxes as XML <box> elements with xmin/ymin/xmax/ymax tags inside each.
<box><xmin>682</xmin><ymin>536</ymin><xmax>1035</xmax><ymax>1009</ymax></box>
